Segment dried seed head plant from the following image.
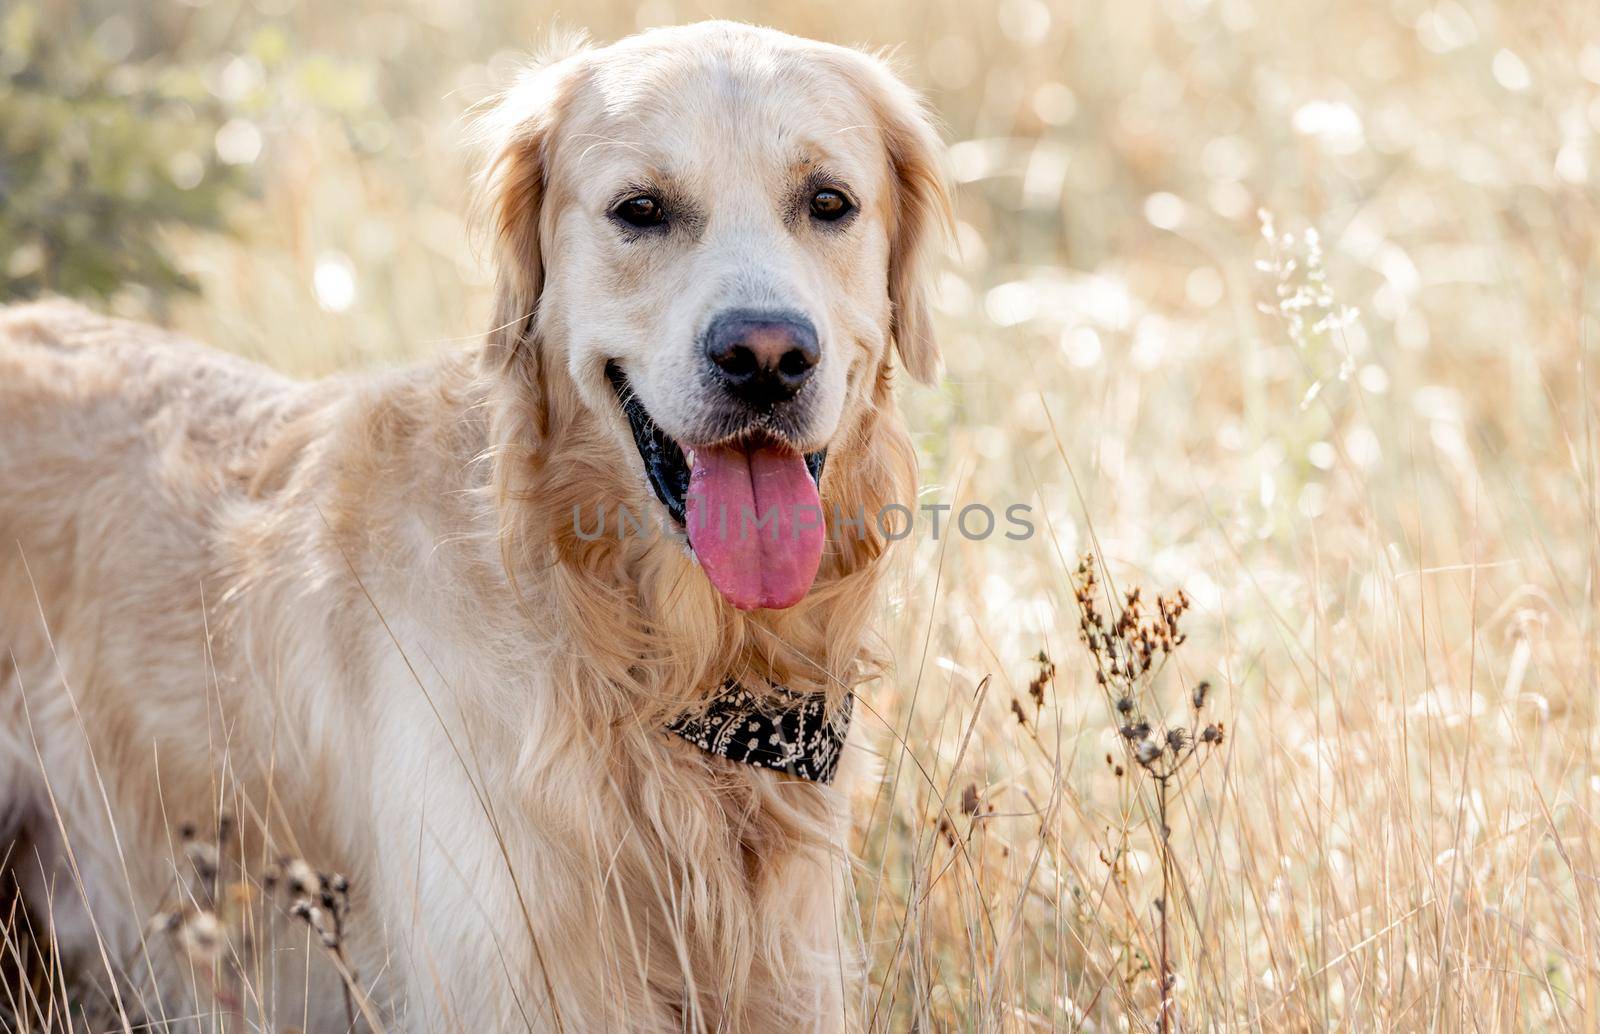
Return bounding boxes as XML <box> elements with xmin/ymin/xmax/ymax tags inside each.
<box><xmin>138</xmin><ymin>819</ymin><xmax>363</xmax><ymax>1032</ymax></box>
<box><xmin>1074</xmin><ymin>553</ymin><xmax>1223</xmax><ymax>1033</ymax></box>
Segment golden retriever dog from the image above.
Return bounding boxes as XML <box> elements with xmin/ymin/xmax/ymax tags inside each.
<box><xmin>0</xmin><ymin>20</ymin><xmax>949</xmax><ymax>1033</ymax></box>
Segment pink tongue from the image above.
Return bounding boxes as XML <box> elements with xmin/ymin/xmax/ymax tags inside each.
<box><xmin>686</xmin><ymin>442</ymin><xmax>825</xmax><ymax>611</ymax></box>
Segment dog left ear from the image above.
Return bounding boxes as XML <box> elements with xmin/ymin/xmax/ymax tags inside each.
<box><xmin>475</xmin><ymin>41</ymin><xmax>590</xmax><ymax>377</ymax></box>
<box><xmin>837</xmin><ymin>51</ymin><xmax>955</xmax><ymax>386</ymax></box>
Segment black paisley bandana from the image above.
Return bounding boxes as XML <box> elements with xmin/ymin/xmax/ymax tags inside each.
<box><xmin>667</xmin><ymin>681</ymin><xmax>852</xmax><ymax>783</ymax></box>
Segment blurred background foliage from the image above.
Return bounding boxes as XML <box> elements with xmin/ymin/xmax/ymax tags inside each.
<box><xmin>0</xmin><ymin>1</ymin><xmax>243</xmax><ymax>301</ymax></box>
<box><xmin>0</xmin><ymin>0</ymin><xmax>388</xmax><ymax>307</ymax></box>
<box><xmin>4</xmin><ymin>0</ymin><xmax>1600</xmax><ymax>1028</ymax></box>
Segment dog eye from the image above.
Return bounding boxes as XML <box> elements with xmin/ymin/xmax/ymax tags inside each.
<box><xmin>809</xmin><ymin>188</ymin><xmax>853</xmax><ymax>222</ymax></box>
<box><xmin>614</xmin><ymin>195</ymin><xmax>666</xmax><ymax>228</ymax></box>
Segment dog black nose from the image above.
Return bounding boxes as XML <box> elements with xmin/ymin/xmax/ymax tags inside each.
<box><xmin>703</xmin><ymin>309</ymin><xmax>819</xmax><ymax>407</ymax></box>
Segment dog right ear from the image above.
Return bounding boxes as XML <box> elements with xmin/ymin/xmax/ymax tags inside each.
<box><xmin>475</xmin><ymin>40</ymin><xmax>590</xmax><ymax>377</ymax></box>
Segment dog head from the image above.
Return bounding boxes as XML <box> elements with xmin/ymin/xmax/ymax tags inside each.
<box><xmin>479</xmin><ymin>22</ymin><xmax>950</xmax><ymax>613</ymax></box>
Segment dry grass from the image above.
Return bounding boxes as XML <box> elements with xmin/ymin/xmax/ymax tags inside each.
<box><xmin>8</xmin><ymin>0</ymin><xmax>1600</xmax><ymax>1029</ymax></box>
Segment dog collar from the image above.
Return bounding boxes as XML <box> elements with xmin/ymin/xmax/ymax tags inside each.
<box><xmin>667</xmin><ymin>680</ymin><xmax>851</xmax><ymax>783</ymax></box>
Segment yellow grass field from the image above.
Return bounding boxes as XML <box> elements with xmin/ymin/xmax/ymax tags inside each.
<box><xmin>8</xmin><ymin>0</ymin><xmax>1600</xmax><ymax>1029</ymax></box>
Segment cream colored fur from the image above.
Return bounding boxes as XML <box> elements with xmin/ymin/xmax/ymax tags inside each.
<box><xmin>0</xmin><ymin>21</ymin><xmax>949</xmax><ymax>1032</ymax></box>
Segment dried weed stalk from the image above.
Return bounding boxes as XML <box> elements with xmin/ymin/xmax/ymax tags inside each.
<box><xmin>1073</xmin><ymin>553</ymin><xmax>1222</xmax><ymax>1033</ymax></box>
<box><xmin>145</xmin><ymin>818</ymin><xmax>360</xmax><ymax>1031</ymax></box>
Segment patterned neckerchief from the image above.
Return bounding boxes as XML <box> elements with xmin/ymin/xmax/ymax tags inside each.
<box><xmin>667</xmin><ymin>680</ymin><xmax>852</xmax><ymax>783</ymax></box>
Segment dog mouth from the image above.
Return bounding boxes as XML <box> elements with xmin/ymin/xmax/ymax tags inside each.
<box><xmin>605</xmin><ymin>362</ymin><xmax>828</xmax><ymax>610</ymax></box>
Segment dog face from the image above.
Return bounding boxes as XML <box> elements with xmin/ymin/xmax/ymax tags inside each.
<box><xmin>483</xmin><ymin>23</ymin><xmax>949</xmax><ymax>611</ymax></box>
